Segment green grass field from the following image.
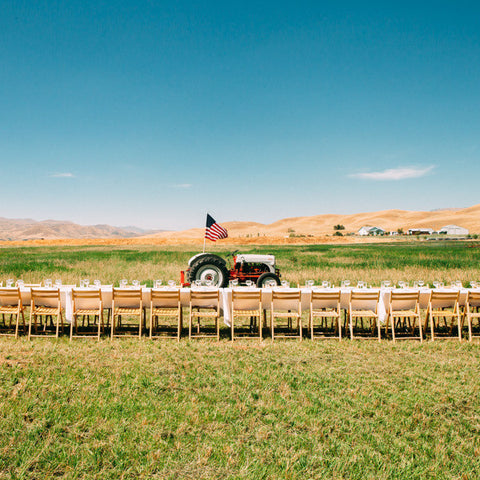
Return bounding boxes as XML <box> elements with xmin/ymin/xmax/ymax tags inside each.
<box><xmin>0</xmin><ymin>242</ymin><xmax>479</xmax><ymax>479</ymax></box>
<box><xmin>1</xmin><ymin>241</ymin><xmax>480</xmax><ymax>287</ymax></box>
<box><xmin>0</xmin><ymin>340</ymin><xmax>479</xmax><ymax>479</ymax></box>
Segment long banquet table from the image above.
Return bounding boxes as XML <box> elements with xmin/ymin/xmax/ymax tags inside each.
<box><xmin>18</xmin><ymin>286</ymin><xmax>475</xmax><ymax>328</ymax></box>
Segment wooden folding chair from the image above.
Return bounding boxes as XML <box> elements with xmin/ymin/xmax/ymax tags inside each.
<box><xmin>231</xmin><ymin>288</ymin><xmax>263</xmax><ymax>341</ymax></box>
<box><xmin>464</xmin><ymin>291</ymin><xmax>480</xmax><ymax>341</ymax></box>
<box><xmin>385</xmin><ymin>290</ymin><xmax>422</xmax><ymax>342</ymax></box>
<box><xmin>0</xmin><ymin>287</ymin><xmax>26</xmax><ymax>338</ymax></box>
<box><xmin>29</xmin><ymin>288</ymin><xmax>64</xmax><ymax>339</ymax></box>
<box><xmin>150</xmin><ymin>289</ymin><xmax>182</xmax><ymax>341</ymax></box>
<box><xmin>310</xmin><ymin>290</ymin><xmax>341</xmax><ymax>340</ymax></box>
<box><xmin>270</xmin><ymin>290</ymin><xmax>302</xmax><ymax>341</ymax></box>
<box><xmin>70</xmin><ymin>288</ymin><xmax>104</xmax><ymax>340</ymax></box>
<box><xmin>424</xmin><ymin>290</ymin><xmax>461</xmax><ymax>341</ymax></box>
<box><xmin>348</xmin><ymin>290</ymin><xmax>380</xmax><ymax>340</ymax></box>
<box><xmin>189</xmin><ymin>289</ymin><xmax>221</xmax><ymax>340</ymax></box>
<box><xmin>111</xmin><ymin>288</ymin><xmax>143</xmax><ymax>339</ymax></box>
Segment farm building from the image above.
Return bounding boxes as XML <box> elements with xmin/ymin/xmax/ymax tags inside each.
<box><xmin>408</xmin><ymin>228</ymin><xmax>435</xmax><ymax>235</ymax></box>
<box><xmin>438</xmin><ymin>225</ymin><xmax>469</xmax><ymax>235</ymax></box>
<box><xmin>358</xmin><ymin>226</ymin><xmax>371</xmax><ymax>236</ymax></box>
<box><xmin>357</xmin><ymin>226</ymin><xmax>385</xmax><ymax>236</ymax></box>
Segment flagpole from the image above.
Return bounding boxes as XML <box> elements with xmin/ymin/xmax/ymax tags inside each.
<box><xmin>203</xmin><ymin>213</ymin><xmax>207</xmax><ymax>253</ymax></box>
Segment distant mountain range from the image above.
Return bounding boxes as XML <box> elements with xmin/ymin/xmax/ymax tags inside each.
<box><xmin>1</xmin><ymin>204</ymin><xmax>479</xmax><ymax>242</ymax></box>
<box><xmin>0</xmin><ymin>218</ymin><xmax>164</xmax><ymax>241</ymax></box>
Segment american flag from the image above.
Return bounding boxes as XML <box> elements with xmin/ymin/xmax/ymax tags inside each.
<box><xmin>205</xmin><ymin>214</ymin><xmax>228</xmax><ymax>241</ymax></box>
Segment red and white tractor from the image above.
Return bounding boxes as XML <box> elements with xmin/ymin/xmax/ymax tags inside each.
<box><xmin>181</xmin><ymin>251</ymin><xmax>281</xmax><ymax>287</ymax></box>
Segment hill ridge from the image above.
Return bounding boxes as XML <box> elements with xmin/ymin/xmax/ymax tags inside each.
<box><xmin>143</xmin><ymin>203</ymin><xmax>480</xmax><ymax>240</ymax></box>
<box><xmin>1</xmin><ymin>204</ymin><xmax>479</xmax><ymax>241</ymax></box>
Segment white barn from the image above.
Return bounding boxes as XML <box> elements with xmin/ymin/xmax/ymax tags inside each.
<box><xmin>358</xmin><ymin>226</ymin><xmax>372</xmax><ymax>236</ymax></box>
<box><xmin>438</xmin><ymin>225</ymin><xmax>469</xmax><ymax>235</ymax></box>
<box><xmin>408</xmin><ymin>228</ymin><xmax>435</xmax><ymax>235</ymax></box>
<box><xmin>357</xmin><ymin>226</ymin><xmax>385</xmax><ymax>236</ymax></box>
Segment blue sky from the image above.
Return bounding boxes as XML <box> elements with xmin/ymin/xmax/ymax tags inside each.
<box><xmin>1</xmin><ymin>1</ymin><xmax>479</xmax><ymax>229</ymax></box>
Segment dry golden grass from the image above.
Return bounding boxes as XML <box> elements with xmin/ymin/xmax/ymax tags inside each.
<box><xmin>0</xmin><ymin>235</ymin><xmax>396</xmax><ymax>247</ymax></box>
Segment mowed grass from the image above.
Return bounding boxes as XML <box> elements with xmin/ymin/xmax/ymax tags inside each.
<box><xmin>1</xmin><ymin>241</ymin><xmax>480</xmax><ymax>286</ymax></box>
<box><xmin>0</xmin><ymin>339</ymin><xmax>479</xmax><ymax>479</ymax></box>
<box><xmin>1</xmin><ymin>242</ymin><xmax>480</xmax><ymax>478</ymax></box>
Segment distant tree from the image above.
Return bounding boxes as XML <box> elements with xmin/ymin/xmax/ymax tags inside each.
<box><xmin>397</xmin><ymin>228</ymin><xmax>404</xmax><ymax>235</ymax></box>
<box><xmin>333</xmin><ymin>231</ymin><xmax>343</xmax><ymax>236</ymax></box>
<box><xmin>333</xmin><ymin>224</ymin><xmax>345</xmax><ymax>231</ymax></box>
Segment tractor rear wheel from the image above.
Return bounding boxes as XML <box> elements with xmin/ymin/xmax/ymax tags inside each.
<box><xmin>256</xmin><ymin>272</ymin><xmax>281</xmax><ymax>288</ymax></box>
<box><xmin>189</xmin><ymin>256</ymin><xmax>229</xmax><ymax>287</ymax></box>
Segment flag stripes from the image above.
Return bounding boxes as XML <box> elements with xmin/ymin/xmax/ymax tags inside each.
<box><xmin>205</xmin><ymin>214</ymin><xmax>228</xmax><ymax>241</ymax></box>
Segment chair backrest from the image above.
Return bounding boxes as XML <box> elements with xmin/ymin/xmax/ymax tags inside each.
<box><xmin>112</xmin><ymin>288</ymin><xmax>142</xmax><ymax>308</ymax></box>
<box><xmin>0</xmin><ymin>287</ymin><xmax>22</xmax><ymax>307</ymax></box>
<box><xmin>467</xmin><ymin>290</ymin><xmax>480</xmax><ymax>308</ymax></box>
<box><xmin>232</xmin><ymin>289</ymin><xmax>262</xmax><ymax>310</ymax></box>
<box><xmin>389</xmin><ymin>290</ymin><xmax>419</xmax><ymax>312</ymax></box>
<box><xmin>350</xmin><ymin>290</ymin><xmax>380</xmax><ymax>310</ymax></box>
<box><xmin>190</xmin><ymin>289</ymin><xmax>220</xmax><ymax>308</ymax></box>
<box><xmin>72</xmin><ymin>288</ymin><xmax>102</xmax><ymax>310</ymax></box>
<box><xmin>271</xmin><ymin>289</ymin><xmax>301</xmax><ymax>311</ymax></box>
<box><xmin>151</xmin><ymin>288</ymin><xmax>181</xmax><ymax>307</ymax></box>
<box><xmin>31</xmin><ymin>288</ymin><xmax>61</xmax><ymax>308</ymax></box>
<box><xmin>311</xmin><ymin>290</ymin><xmax>341</xmax><ymax>309</ymax></box>
<box><xmin>429</xmin><ymin>290</ymin><xmax>459</xmax><ymax>309</ymax></box>
<box><xmin>272</xmin><ymin>290</ymin><xmax>301</xmax><ymax>299</ymax></box>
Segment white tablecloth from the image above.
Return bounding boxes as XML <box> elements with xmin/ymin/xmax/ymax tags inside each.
<box><xmin>222</xmin><ymin>287</ymin><xmax>473</xmax><ymax>326</ymax></box>
<box><xmin>19</xmin><ymin>286</ymin><xmax>473</xmax><ymax>327</ymax></box>
<box><xmin>20</xmin><ymin>287</ymin><xmax>192</xmax><ymax>324</ymax></box>
<box><xmin>380</xmin><ymin>288</ymin><xmax>470</xmax><ymax>310</ymax></box>
<box><xmin>221</xmin><ymin>288</ymin><xmax>384</xmax><ymax>326</ymax></box>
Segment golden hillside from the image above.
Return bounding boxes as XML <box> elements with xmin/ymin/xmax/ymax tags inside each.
<box><xmin>142</xmin><ymin>204</ymin><xmax>480</xmax><ymax>242</ymax></box>
<box><xmin>0</xmin><ymin>205</ymin><xmax>478</xmax><ymax>246</ymax></box>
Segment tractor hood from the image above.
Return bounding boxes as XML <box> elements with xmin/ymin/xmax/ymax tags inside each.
<box><xmin>235</xmin><ymin>254</ymin><xmax>276</xmax><ymax>268</ymax></box>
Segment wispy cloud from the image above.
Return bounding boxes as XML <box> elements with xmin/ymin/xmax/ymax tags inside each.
<box><xmin>171</xmin><ymin>183</ymin><xmax>192</xmax><ymax>188</ymax></box>
<box><xmin>350</xmin><ymin>166</ymin><xmax>434</xmax><ymax>181</ymax></box>
<box><xmin>50</xmin><ymin>172</ymin><xmax>75</xmax><ymax>178</ymax></box>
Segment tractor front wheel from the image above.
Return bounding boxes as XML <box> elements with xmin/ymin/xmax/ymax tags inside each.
<box><xmin>189</xmin><ymin>256</ymin><xmax>229</xmax><ymax>287</ymax></box>
<box><xmin>256</xmin><ymin>272</ymin><xmax>281</xmax><ymax>288</ymax></box>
